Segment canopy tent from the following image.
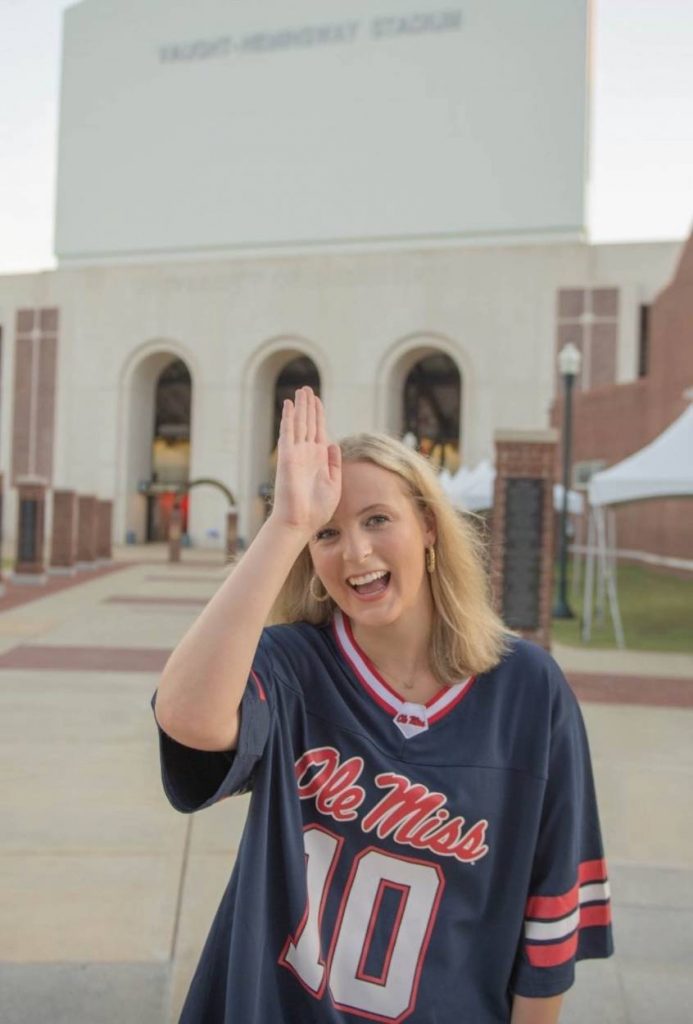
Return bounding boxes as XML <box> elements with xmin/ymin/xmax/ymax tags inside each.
<box><xmin>448</xmin><ymin>460</ymin><xmax>496</xmax><ymax>512</ymax></box>
<box><xmin>582</xmin><ymin>403</ymin><xmax>693</xmax><ymax>647</ymax></box>
<box><xmin>440</xmin><ymin>461</ymin><xmax>584</xmax><ymax>515</ymax></box>
<box><xmin>553</xmin><ymin>484</ymin><xmax>585</xmax><ymax>517</ymax></box>
<box><xmin>438</xmin><ymin>468</ymin><xmax>453</xmax><ymax>490</ymax></box>
<box><xmin>440</xmin><ymin>465</ymin><xmax>471</xmax><ymax>505</ymax></box>
<box><xmin>589</xmin><ymin>403</ymin><xmax>693</xmax><ymax>506</ymax></box>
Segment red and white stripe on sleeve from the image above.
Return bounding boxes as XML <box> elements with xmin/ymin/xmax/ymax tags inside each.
<box><xmin>523</xmin><ymin>859</ymin><xmax>612</xmax><ymax>967</ymax></box>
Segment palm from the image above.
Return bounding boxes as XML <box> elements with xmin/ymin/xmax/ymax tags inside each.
<box><xmin>273</xmin><ymin>388</ymin><xmax>341</xmax><ymax>534</ymax></box>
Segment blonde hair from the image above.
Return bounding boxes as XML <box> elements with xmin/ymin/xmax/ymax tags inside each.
<box><xmin>270</xmin><ymin>433</ymin><xmax>510</xmax><ymax>682</ymax></box>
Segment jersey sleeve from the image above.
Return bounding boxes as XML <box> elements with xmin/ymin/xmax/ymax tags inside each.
<box><xmin>511</xmin><ymin>664</ymin><xmax>614</xmax><ymax>998</ymax></box>
<box><xmin>151</xmin><ymin>632</ymin><xmax>275</xmax><ymax>814</ymax></box>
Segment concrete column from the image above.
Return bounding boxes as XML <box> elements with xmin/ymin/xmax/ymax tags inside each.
<box><xmin>490</xmin><ymin>430</ymin><xmax>558</xmax><ymax>650</ymax></box>
<box><xmin>96</xmin><ymin>500</ymin><xmax>113</xmax><ymax>563</ymax></box>
<box><xmin>76</xmin><ymin>495</ymin><xmax>98</xmax><ymax>569</ymax></box>
<box><xmin>49</xmin><ymin>489</ymin><xmax>79</xmax><ymax>574</ymax></box>
<box><xmin>13</xmin><ymin>481</ymin><xmax>47</xmax><ymax>583</ymax></box>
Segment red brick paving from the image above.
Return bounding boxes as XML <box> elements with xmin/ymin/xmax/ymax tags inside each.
<box><xmin>567</xmin><ymin>672</ymin><xmax>693</xmax><ymax>708</ymax></box>
<box><xmin>0</xmin><ymin>645</ymin><xmax>170</xmax><ymax>672</ymax></box>
<box><xmin>104</xmin><ymin>595</ymin><xmax>207</xmax><ymax>606</ymax></box>
<box><xmin>0</xmin><ymin>562</ymin><xmax>130</xmax><ymax>613</ymax></box>
<box><xmin>0</xmin><ymin>639</ymin><xmax>689</xmax><ymax>707</ymax></box>
<box><xmin>139</xmin><ymin>559</ymin><xmax>229</xmax><ymax>568</ymax></box>
<box><xmin>144</xmin><ymin>575</ymin><xmax>226</xmax><ymax>583</ymax></box>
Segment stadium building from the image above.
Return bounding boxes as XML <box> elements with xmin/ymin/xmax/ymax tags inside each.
<box><xmin>0</xmin><ymin>0</ymin><xmax>688</xmax><ymax>560</ymax></box>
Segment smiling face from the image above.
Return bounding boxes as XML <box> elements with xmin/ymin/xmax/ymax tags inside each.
<box><xmin>308</xmin><ymin>460</ymin><xmax>436</xmax><ymax>629</ymax></box>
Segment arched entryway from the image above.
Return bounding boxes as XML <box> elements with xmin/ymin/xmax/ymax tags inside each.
<box><xmin>273</xmin><ymin>355</ymin><xmax>321</xmax><ymax>442</ymax></box>
<box><xmin>118</xmin><ymin>345</ymin><xmax>195</xmax><ymax>544</ymax></box>
<box><xmin>403</xmin><ymin>352</ymin><xmax>461</xmax><ymax>471</ymax></box>
<box><xmin>377</xmin><ymin>338</ymin><xmax>465</xmax><ymax>472</ymax></box>
<box><xmin>147</xmin><ymin>359</ymin><xmax>192</xmax><ymax>540</ymax></box>
<box><xmin>241</xmin><ymin>341</ymin><xmax>324</xmax><ymax>538</ymax></box>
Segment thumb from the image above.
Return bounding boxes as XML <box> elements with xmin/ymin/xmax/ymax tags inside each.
<box><xmin>327</xmin><ymin>444</ymin><xmax>342</xmax><ymax>484</ymax></box>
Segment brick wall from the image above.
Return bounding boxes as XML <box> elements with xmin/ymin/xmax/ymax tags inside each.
<box><xmin>552</xmin><ymin>232</ymin><xmax>693</xmax><ymax>560</ymax></box>
<box><xmin>50</xmin><ymin>490</ymin><xmax>79</xmax><ymax>569</ymax></box>
<box><xmin>11</xmin><ymin>309</ymin><xmax>58</xmax><ymax>486</ymax></box>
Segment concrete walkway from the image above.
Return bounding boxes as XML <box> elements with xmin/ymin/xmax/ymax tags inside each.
<box><xmin>1</xmin><ymin>548</ymin><xmax>691</xmax><ymax>1023</ymax></box>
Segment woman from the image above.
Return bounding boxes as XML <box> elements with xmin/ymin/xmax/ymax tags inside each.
<box><xmin>153</xmin><ymin>387</ymin><xmax>612</xmax><ymax>1023</ymax></box>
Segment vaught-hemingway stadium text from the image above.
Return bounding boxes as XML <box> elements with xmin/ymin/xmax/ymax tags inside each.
<box><xmin>159</xmin><ymin>10</ymin><xmax>463</xmax><ymax>63</ymax></box>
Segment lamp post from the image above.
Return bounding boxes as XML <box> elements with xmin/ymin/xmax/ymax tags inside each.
<box><xmin>553</xmin><ymin>341</ymin><xmax>582</xmax><ymax>619</ymax></box>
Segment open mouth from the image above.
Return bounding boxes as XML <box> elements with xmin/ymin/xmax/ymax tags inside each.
<box><xmin>347</xmin><ymin>570</ymin><xmax>391</xmax><ymax>598</ymax></box>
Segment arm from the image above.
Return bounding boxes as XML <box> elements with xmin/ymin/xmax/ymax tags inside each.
<box><xmin>153</xmin><ymin>388</ymin><xmax>341</xmax><ymax>752</ymax></box>
<box><xmin>511</xmin><ymin>994</ymin><xmax>563</xmax><ymax>1024</ymax></box>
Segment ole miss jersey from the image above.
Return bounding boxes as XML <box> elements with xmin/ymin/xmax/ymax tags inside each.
<box><xmin>153</xmin><ymin>612</ymin><xmax>613</xmax><ymax>1023</ymax></box>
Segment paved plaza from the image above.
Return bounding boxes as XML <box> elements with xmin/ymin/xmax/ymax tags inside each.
<box><xmin>1</xmin><ymin>548</ymin><xmax>692</xmax><ymax>1023</ymax></box>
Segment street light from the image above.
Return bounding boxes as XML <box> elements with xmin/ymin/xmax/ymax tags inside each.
<box><xmin>553</xmin><ymin>341</ymin><xmax>582</xmax><ymax>619</ymax></box>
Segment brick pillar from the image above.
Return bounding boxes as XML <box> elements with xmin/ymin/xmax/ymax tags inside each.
<box><xmin>14</xmin><ymin>480</ymin><xmax>47</xmax><ymax>583</ymax></box>
<box><xmin>226</xmin><ymin>508</ymin><xmax>238</xmax><ymax>562</ymax></box>
<box><xmin>490</xmin><ymin>430</ymin><xmax>558</xmax><ymax>650</ymax></box>
<box><xmin>0</xmin><ymin>473</ymin><xmax>4</xmax><ymax>596</ymax></box>
<box><xmin>50</xmin><ymin>489</ymin><xmax>79</xmax><ymax>574</ymax></box>
<box><xmin>96</xmin><ymin>500</ymin><xmax>113</xmax><ymax>563</ymax></box>
<box><xmin>76</xmin><ymin>495</ymin><xmax>99</xmax><ymax>568</ymax></box>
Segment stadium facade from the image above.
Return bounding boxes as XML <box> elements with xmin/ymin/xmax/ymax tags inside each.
<box><xmin>0</xmin><ymin>0</ymin><xmax>687</xmax><ymax>558</ymax></box>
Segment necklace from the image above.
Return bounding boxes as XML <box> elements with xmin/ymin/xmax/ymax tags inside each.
<box><xmin>372</xmin><ymin>657</ymin><xmax>438</xmax><ymax>696</ymax></box>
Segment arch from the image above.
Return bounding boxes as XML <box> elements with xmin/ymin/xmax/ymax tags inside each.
<box><xmin>115</xmin><ymin>339</ymin><xmax>198</xmax><ymax>544</ymax></box>
<box><xmin>118</xmin><ymin>336</ymin><xmax>201</xmax><ymax>391</ymax></box>
<box><xmin>273</xmin><ymin>354</ymin><xmax>321</xmax><ymax>442</ymax></box>
<box><xmin>241</xmin><ymin>333</ymin><xmax>329</xmax><ymax>390</ymax></box>
<box><xmin>184</xmin><ymin>478</ymin><xmax>236</xmax><ymax>505</ymax></box>
<box><xmin>239</xmin><ymin>335</ymin><xmax>328</xmax><ymax>538</ymax></box>
<box><xmin>375</xmin><ymin>333</ymin><xmax>473</xmax><ymax>466</ymax></box>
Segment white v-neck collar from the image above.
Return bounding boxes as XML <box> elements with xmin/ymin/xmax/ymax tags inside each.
<box><xmin>331</xmin><ymin>609</ymin><xmax>476</xmax><ymax>738</ymax></box>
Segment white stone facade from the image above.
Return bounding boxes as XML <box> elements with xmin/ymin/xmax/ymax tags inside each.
<box><xmin>0</xmin><ymin>237</ymin><xmax>681</xmax><ymax>556</ymax></box>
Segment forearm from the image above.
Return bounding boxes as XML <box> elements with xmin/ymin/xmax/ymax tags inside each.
<box><xmin>510</xmin><ymin>994</ymin><xmax>563</xmax><ymax>1024</ymax></box>
<box><xmin>154</xmin><ymin>515</ymin><xmax>309</xmax><ymax>750</ymax></box>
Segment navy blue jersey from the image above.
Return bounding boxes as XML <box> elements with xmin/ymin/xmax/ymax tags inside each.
<box><xmin>153</xmin><ymin>611</ymin><xmax>613</xmax><ymax>1023</ymax></box>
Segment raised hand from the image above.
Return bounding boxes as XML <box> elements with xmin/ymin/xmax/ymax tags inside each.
<box><xmin>271</xmin><ymin>387</ymin><xmax>342</xmax><ymax>537</ymax></box>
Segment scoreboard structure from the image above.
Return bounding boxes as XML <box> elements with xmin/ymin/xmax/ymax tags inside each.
<box><xmin>55</xmin><ymin>0</ymin><xmax>590</xmax><ymax>262</ymax></box>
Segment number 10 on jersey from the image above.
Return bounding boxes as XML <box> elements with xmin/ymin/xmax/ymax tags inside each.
<box><xmin>279</xmin><ymin>825</ymin><xmax>445</xmax><ymax>1022</ymax></box>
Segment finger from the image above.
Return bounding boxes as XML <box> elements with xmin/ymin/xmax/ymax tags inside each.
<box><xmin>278</xmin><ymin>399</ymin><xmax>292</xmax><ymax>446</ymax></box>
<box><xmin>293</xmin><ymin>388</ymin><xmax>307</xmax><ymax>442</ymax></box>
<box><xmin>305</xmin><ymin>388</ymin><xmax>317</xmax><ymax>442</ymax></box>
<box><xmin>327</xmin><ymin>443</ymin><xmax>342</xmax><ymax>485</ymax></box>
<box><xmin>315</xmin><ymin>395</ymin><xmax>328</xmax><ymax>446</ymax></box>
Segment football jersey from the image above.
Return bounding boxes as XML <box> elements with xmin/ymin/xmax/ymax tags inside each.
<box><xmin>153</xmin><ymin>610</ymin><xmax>613</xmax><ymax>1023</ymax></box>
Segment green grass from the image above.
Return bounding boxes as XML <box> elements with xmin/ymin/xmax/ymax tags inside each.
<box><xmin>552</xmin><ymin>561</ymin><xmax>693</xmax><ymax>653</ymax></box>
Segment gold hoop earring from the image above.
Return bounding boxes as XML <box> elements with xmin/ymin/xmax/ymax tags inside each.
<box><xmin>309</xmin><ymin>575</ymin><xmax>331</xmax><ymax>602</ymax></box>
<box><xmin>425</xmin><ymin>546</ymin><xmax>436</xmax><ymax>574</ymax></box>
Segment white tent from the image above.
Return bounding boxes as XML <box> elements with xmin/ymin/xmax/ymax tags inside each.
<box><xmin>440</xmin><ymin>462</ymin><xmax>584</xmax><ymax>515</ymax></box>
<box><xmin>455</xmin><ymin>459</ymin><xmax>496</xmax><ymax>512</ymax></box>
<box><xmin>582</xmin><ymin>403</ymin><xmax>693</xmax><ymax>647</ymax></box>
<box><xmin>438</xmin><ymin>460</ymin><xmax>494</xmax><ymax>511</ymax></box>
<box><xmin>438</xmin><ymin>467</ymin><xmax>453</xmax><ymax>491</ymax></box>
<box><xmin>589</xmin><ymin>403</ymin><xmax>693</xmax><ymax>506</ymax></box>
<box><xmin>552</xmin><ymin>484</ymin><xmax>585</xmax><ymax>517</ymax></box>
<box><xmin>442</xmin><ymin>465</ymin><xmax>471</xmax><ymax>504</ymax></box>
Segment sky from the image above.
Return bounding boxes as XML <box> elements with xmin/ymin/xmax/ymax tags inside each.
<box><xmin>0</xmin><ymin>0</ymin><xmax>691</xmax><ymax>275</ymax></box>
